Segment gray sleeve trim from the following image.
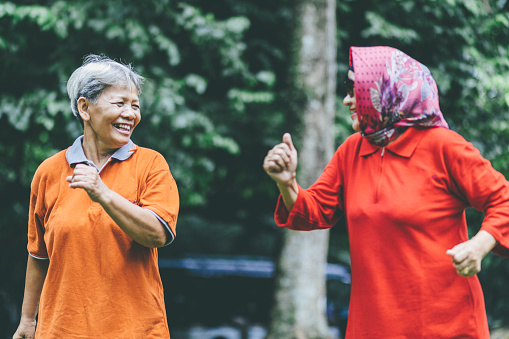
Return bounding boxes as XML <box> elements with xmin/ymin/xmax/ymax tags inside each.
<box><xmin>145</xmin><ymin>209</ymin><xmax>175</xmax><ymax>246</ymax></box>
<box><xmin>29</xmin><ymin>253</ymin><xmax>49</xmax><ymax>260</ymax></box>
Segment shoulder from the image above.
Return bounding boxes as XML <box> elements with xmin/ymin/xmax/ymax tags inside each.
<box><xmin>337</xmin><ymin>132</ymin><xmax>363</xmax><ymax>152</ymax></box>
<box><xmin>414</xmin><ymin>127</ymin><xmax>483</xmax><ymax>165</ymax></box>
<box><xmin>34</xmin><ymin>149</ymin><xmax>68</xmax><ymax>179</ymax></box>
<box><xmin>412</xmin><ymin>127</ymin><xmax>475</xmax><ymax>156</ymax></box>
<box><xmin>324</xmin><ymin>133</ymin><xmax>364</xmax><ymax>171</ymax></box>
<box><xmin>133</xmin><ymin>145</ymin><xmax>163</xmax><ymax>157</ymax></box>
<box><xmin>132</xmin><ymin>146</ymin><xmax>167</xmax><ymax>162</ymax></box>
<box><xmin>31</xmin><ymin>149</ymin><xmax>68</xmax><ymax>191</ymax></box>
<box><xmin>343</xmin><ymin>132</ymin><xmax>363</xmax><ymax>145</ymax></box>
<box><xmin>417</xmin><ymin>127</ymin><xmax>468</xmax><ymax>145</ymax></box>
<box><xmin>131</xmin><ymin>146</ymin><xmax>171</xmax><ymax>171</ymax></box>
<box><xmin>334</xmin><ymin>132</ymin><xmax>364</xmax><ymax>160</ymax></box>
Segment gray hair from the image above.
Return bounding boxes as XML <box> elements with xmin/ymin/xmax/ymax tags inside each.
<box><xmin>67</xmin><ymin>54</ymin><xmax>145</xmax><ymax>127</ymax></box>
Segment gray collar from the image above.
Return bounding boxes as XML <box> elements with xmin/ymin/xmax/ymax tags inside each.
<box><xmin>66</xmin><ymin>136</ymin><xmax>136</xmax><ymax>170</ymax></box>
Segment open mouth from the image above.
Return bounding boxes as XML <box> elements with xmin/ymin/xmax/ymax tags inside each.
<box><xmin>114</xmin><ymin>123</ymin><xmax>131</xmax><ymax>133</ymax></box>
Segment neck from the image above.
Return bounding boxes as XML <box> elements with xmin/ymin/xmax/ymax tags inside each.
<box><xmin>363</xmin><ymin>126</ymin><xmax>407</xmax><ymax>147</ymax></box>
<box><xmin>81</xmin><ymin>134</ymin><xmax>116</xmax><ymax>169</ymax></box>
<box><xmin>385</xmin><ymin>133</ymin><xmax>401</xmax><ymax>146</ymax></box>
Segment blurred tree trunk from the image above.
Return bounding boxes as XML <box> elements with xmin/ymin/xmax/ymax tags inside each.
<box><xmin>267</xmin><ymin>0</ymin><xmax>336</xmax><ymax>338</ymax></box>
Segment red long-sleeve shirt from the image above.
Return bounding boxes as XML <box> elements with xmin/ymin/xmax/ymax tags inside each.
<box><xmin>275</xmin><ymin>127</ymin><xmax>509</xmax><ymax>338</ymax></box>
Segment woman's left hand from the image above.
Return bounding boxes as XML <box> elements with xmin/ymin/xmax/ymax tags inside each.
<box><xmin>67</xmin><ymin>164</ymin><xmax>109</xmax><ymax>203</ymax></box>
<box><xmin>446</xmin><ymin>230</ymin><xmax>497</xmax><ymax>277</ymax></box>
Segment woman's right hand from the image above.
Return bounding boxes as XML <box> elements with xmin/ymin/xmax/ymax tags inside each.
<box><xmin>263</xmin><ymin>133</ymin><xmax>298</xmax><ymax>186</ymax></box>
<box><xmin>263</xmin><ymin>133</ymin><xmax>299</xmax><ymax>211</ymax></box>
<box><xmin>12</xmin><ymin>318</ymin><xmax>36</xmax><ymax>339</ymax></box>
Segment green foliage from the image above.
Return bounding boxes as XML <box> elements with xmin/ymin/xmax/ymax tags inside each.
<box><xmin>0</xmin><ymin>0</ymin><xmax>292</xmax><ymax>334</ymax></box>
<box><xmin>0</xmin><ymin>0</ymin><xmax>281</xmax><ymax>206</ymax></box>
<box><xmin>362</xmin><ymin>12</ymin><xmax>419</xmax><ymax>43</ymax></box>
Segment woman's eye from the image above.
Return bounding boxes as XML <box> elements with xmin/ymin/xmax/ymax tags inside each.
<box><xmin>132</xmin><ymin>105</ymin><xmax>140</xmax><ymax>110</ymax></box>
<box><xmin>115</xmin><ymin>102</ymin><xmax>124</xmax><ymax>107</ymax></box>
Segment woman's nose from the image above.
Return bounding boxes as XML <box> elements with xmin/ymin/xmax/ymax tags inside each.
<box><xmin>121</xmin><ymin>106</ymin><xmax>137</xmax><ymax>119</ymax></box>
<box><xmin>343</xmin><ymin>94</ymin><xmax>351</xmax><ymax>106</ymax></box>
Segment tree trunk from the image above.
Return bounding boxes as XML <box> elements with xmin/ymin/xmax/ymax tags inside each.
<box><xmin>267</xmin><ymin>0</ymin><xmax>336</xmax><ymax>338</ymax></box>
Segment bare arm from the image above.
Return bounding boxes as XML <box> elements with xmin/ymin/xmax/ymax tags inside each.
<box><xmin>67</xmin><ymin>164</ymin><xmax>167</xmax><ymax>248</ymax></box>
<box><xmin>276</xmin><ymin>181</ymin><xmax>299</xmax><ymax>212</ymax></box>
<box><xmin>263</xmin><ymin>133</ymin><xmax>299</xmax><ymax>211</ymax></box>
<box><xmin>13</xmin><ymin>255</ymin><xmax>49</xmax><ymax>339</ymax></box>
<box><xmin>446</xmin><ymin>230</ymin><xmax>498</xmax><ymax>277</ymax></box>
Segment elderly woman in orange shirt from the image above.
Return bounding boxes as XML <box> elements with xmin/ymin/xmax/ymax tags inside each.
<box><xmin>13</xmin><ymin>55</ymin><xmax>179</xmax><ymax>338</ymax></box>
<box><xmin>263</xmin><ymin>46</ymin><xmax>509</xmax><ymax>338</ymax></box>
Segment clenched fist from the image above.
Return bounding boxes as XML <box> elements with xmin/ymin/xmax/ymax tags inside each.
<box><xmin>67</xmin><ymin>164</ymin><xmax>109</xmax><ymax>203</ymax></box>
<box><xmin>263</xmin><ymin>133</ymin><xmax>298</xmax><ymax>186</ymax></box>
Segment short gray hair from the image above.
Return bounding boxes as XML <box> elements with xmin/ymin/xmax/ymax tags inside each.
<box><xmin>67</xmin><ymin>54</ymin><xmax>145</xmax><ymax>127</ymax></box>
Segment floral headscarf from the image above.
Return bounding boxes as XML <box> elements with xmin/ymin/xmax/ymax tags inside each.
<box><xmin>349</xmin><ymin>46</ymin><xmax>448</xmax><ymax>146</ymax></box>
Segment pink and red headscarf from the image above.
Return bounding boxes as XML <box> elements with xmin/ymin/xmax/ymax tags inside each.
<box><xmin>349</xmin><ymin>46</ymin><xmax>448</xmax><ymax>146</ymax></box>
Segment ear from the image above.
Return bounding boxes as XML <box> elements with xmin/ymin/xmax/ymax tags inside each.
<box><xmin>77</xmin><ymin>97</ymin><xmax>91</xmax><ymax>122</ymax></box>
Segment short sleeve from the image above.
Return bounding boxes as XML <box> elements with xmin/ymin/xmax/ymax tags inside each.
<box><xmin>138</xmin><ymin>152</ymin><xmax>179</xmax><ymax>245</ymax></box>
<box><xmin>27</xmin><ymin>168</ymin><xmax>49</xmax><ymax>259</ymax></box>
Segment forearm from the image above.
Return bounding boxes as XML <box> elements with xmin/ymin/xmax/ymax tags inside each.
<box><xmin>277</xmin><ymin>180</ymin><xmax>299</xmax><ymax>212</ymax></box>
<box><xmin>472</xmin><ymin>230</ymin><xmax>498</xmax><ymax>257</ymax></box>
<box><xmin>98</xmin><ymin>189</ymin><xmax>167</xmax><ymax>248</ymax></box>
<box><xmin>20</xmin><ymin>255</ymin><xmax>48</xmax><ymax>322</ymax></box>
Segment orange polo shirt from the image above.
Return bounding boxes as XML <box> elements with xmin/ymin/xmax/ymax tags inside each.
<box><xmin>28</xmin><ymin>137</ymin><xmax>179</xmax><ymax>338</ymax></box>
<box><xmin>276</xmin><ymin>127</ymin><xmax>509</xmax><ymax>338</ymax></box>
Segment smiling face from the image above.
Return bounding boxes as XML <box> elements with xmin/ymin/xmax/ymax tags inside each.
<box><xmin>78</xmin><ymin>83</ymin><xmax>141</xmax><ymax>154</ymax></box>
<box><xmin>343</xmin><ymin>70</ymin><xmax>360</xmax><ymax>132</ymax></box>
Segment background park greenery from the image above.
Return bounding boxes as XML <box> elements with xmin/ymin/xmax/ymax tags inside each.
<box><xmin>1</xmin><ymin>0</ymin><xmax>509</xmax><ymax>336</ymax></box>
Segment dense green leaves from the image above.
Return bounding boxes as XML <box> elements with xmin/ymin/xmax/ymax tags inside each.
<box><xmin>1</xmin><ymin>0</ymin><xmax>289</xmax><ymax>334</ymax></box>
<box><xmin>0</xmin><ymin>0</ymin><xmax>279</xmax><ymax>206</ymax></box>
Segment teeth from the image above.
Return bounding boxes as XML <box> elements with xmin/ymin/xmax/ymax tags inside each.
<box><xmin>115</xmin><ymin>124</ymin><xmax>131</xmax><ymax>131</ymax></box>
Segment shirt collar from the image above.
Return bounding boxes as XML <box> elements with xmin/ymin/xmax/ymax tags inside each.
<box><xmin>359</xmin><ymin>127</ymin><xmax>427</xmax><ymax>158</ymax></box>
<box><xmin>66</xmin><ymin>135</ymin><xmax>137</xmax><ymax>167</ymax></box>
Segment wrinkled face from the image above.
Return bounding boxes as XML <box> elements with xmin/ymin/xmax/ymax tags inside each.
<box><xmin>343</xmin><ymin>70</ymin><xmax>359</xmax><ymax>132</ymax></box>
<box><xmin>79</xmin><ymin>84</ymin><xmax>141</xmax><ymax>152</ymax></box>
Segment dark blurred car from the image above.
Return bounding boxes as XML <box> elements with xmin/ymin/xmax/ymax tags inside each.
<box><xmin>160</xmin><ymin>255</ymin><xmax>350</xmax><ymax>339</ymax></box>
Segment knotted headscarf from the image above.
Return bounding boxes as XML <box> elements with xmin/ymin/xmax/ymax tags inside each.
<box><xmin>349</xmin><ymin>46</ymin><xmax>448</xmax><ymax>146</ymax></box>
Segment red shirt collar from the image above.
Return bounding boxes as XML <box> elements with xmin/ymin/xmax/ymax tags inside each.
<box><xmin>359</xmin><ymin>127</ymin><xmax>430</xmax><ymax>158</ymax></box>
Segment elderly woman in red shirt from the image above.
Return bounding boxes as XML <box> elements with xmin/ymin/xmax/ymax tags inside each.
<box><xmin>263</xmin><ymin>46</ymin><xmax>509</xmax><ymax>338</ymax></box>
